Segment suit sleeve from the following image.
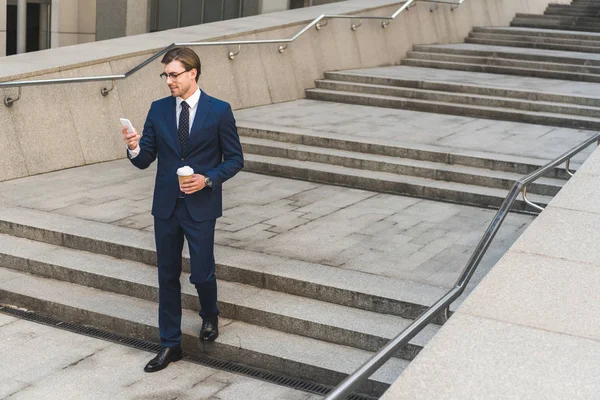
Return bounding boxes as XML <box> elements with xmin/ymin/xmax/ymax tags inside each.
<box><xmin>128</xmin><ymin>103</ymin><xmax>158</xmax><ymax>170</ymax></box>
<box><xmin>204</xmin><ymin>105</ymin><xmax>244</xmax><ymax>186</ymax></box>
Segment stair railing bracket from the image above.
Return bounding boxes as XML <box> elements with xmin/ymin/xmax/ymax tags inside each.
<box><xmin>3</xmin><ymin>86</ymin><xmax>21</xmax><ymax>108</ymax></box>
<box><xmin>565</xmin><ymin>158</ymin><xmax>575</xmax><ymax>177</ymax></box>
<box><xmin>316</xmin><ymin>19</ymin><xmax>328</xmax><ymax>30</ymax></box>
<box><xmin>100</xmin><ymin>80</ymin><xmax>115</xmax><ymax>97</ymax></box>
<box><xmin>522</xmin><ymin>186</ymin><xmax>545</xmax><ymax>212</ymax></box>
<box><xmin>228</xmin><ymin>45</ymin><xmax>241</xmax><ymax>60</ymax></box>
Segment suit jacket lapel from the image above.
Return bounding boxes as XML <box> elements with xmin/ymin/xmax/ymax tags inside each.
<box><xmin>164</xmin><ymin>96</ymin><xmax>180</xmax><ymax>154</ymax></box>
<box><xmin>184</xmin><ymin>91</ymin><xmax>211</xmax><ymax>154</ymax></box>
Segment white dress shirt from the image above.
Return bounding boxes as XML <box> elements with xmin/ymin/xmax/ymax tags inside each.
<box><xmin>128</xmin><ymin>87</ymin><xmax>202</xmax><ymax>158</ymax></box>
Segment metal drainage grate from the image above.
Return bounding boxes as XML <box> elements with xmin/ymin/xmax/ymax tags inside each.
<box><xmin>0</xmin><ymin>305</ymin><xmax>376</xmax><ymax>400</ymax></box>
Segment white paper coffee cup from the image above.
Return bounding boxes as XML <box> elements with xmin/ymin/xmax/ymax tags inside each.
<box><xmin>177</xmin><ymin>166</ymin><xmax>194</xmax><ymax>184</ymax></box>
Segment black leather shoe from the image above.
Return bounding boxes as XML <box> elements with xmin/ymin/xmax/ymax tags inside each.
<box><xmin>200</xmin><ymin>316</ymin><xmax>219</xmax><ymax>342</ymax></box>
<box><xmin>144</xmin><ymin>346</ymin><xmax>182</xmax><ymax>373</ymax></box>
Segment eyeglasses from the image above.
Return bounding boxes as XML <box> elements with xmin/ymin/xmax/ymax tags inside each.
<box><xmin>159</xmin><ymin>70</ymin><xmax>189</xmax><ymax>81</ymax></box>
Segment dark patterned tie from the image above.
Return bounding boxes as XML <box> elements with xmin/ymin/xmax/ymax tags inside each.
<box><xmin>178</xmin><ymin>101</ymin><xmax>190</xmax><ymax>151</ymax></box>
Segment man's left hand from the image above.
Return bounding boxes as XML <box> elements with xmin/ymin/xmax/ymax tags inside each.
<box><xmin>180</xmin><ymin>174</ymin><xmax>206</xmax><ymax>194</ymax></box>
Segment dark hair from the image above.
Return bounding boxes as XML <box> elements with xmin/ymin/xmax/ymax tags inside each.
<box><xmin>161</xmin><ymin>47</ymin><xmax>201</xmax><ymax>82</ymax></box>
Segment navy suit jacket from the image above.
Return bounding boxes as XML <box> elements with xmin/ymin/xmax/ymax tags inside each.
<box><xmin>129</xmin><ymin>91</ymin><xmax>244</xmax><ymax>222</ymax></box>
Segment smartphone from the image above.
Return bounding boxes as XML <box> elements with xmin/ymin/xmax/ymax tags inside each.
<box><xmin>120</xmin><ymin>118</ymin><xmax>135</xmax><ymax>134</ymax></box>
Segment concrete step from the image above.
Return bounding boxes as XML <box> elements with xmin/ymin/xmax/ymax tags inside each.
<box><xmin>464</xmin><ymin>39</ymin><xmax>600</xmax><ymax>55</ymax></box>
<box><xmin>315</xmin><ymin>78</ymin><xmax>600</xmax><ymax>119</ymax></box>
<box><xmin>547</xmin><ymin>4</ymin><xmax>600</xmax><ymax>11</ymax></box>
<box><xmin>241</xmin><ymin>136</ymin><xmax>565</xmax><ymax>196</ymax></box>
<box><xmin>543</xmin><ymin>10</ymin><xmax>600</xmax><ymax>19</ymax></box>
<box><xmin>472</xmin><ymin>26</ymin><xmax>600</xmax><ymax>41</ymax></box>
<box><xmin>237</xmin><ymin>122</ymin><xmax>578</xmax><ymax>178</ymax></box>
<box><xmin>401</xmin><ymin>57</ymin><xmax>600</xmax><ymax>83</ymax></box>
<box><xmin>512</xmin><ymin>18</ymin><xmax>600</xmax><ymax>33</ymax></box>
<box><xmin>544</xmin><ymin>10</ymin><xmax>600</xmax><ymax>18</ymax></box>
<box><xmin>406</xmin><ymin>51</ymin><xmax>600</xmax><ymax>74</ymax></box>
<box><xmin>515</xmin><ymin>12</ymin><xmax>600</xmax><ymax>26</ymax></box>
<box><xmin>545</xmin><ymin>6</ymin><xmax>600</xmax><ymax>15</ymax></box>
<box><xmin>323</xmin><ymin>70</ymin><xmax>600</xmax><ymax>108</ymax></box>
<box><xmin>306</xmin><ymin>87</ymin><xmax>600</xmax><ymax>131</ymax></box>
<box><xmin>469</xmin><ymin>30</ymin><xmax>600</xmax><ymax>46</ymax></box>
<box><xmin>410</xmin><ymin>44</ymin><xmax>600</xmax><ymax>68</ymax></box>
<box><xmin>466</xmin><ymin>34</ymin><xmax>600</xmax><ymax>54</ymax></box>
<box><xmin>243</xmin><ymin>153</ymin><xmax>553</xmax><ymax>211</ymax></box>
<box><xmin>0</xmin><ymin>204</ymin><xmax>447</xmax><ymax>321</ymax></box>
<box><xmin>0</xmin><ymin>233</ymin><xmax>437</xmax><ymax>361</ymax></box>
<box><xmin>0</xmin><ymin>267</ymin><xmax>406</xmax><ymax>396</ymax></box>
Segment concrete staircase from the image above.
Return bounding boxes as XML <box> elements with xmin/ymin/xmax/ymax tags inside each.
<box><xmin>3</xmin><ymin>2</ymin><xmax>600</xmax><ymax>398</ymax></box>
<box><xmin>286</xmin><ymin>3</ymin><xmax>600</xmax><ymax>209</ymax></box>
<box><xmin>0</xmin><ymin>204</ymin><xmax>447</xmax><ymax>397</ymax></box>
<box><xmin>400</xmin><ymin>44</ymin><xmax>600</xmax><ymax>83</ymax></box>
<box><xmin>513</xmin><ymin>0</ymin><xmax>600</xmax><ymax>32</ymax></box>
<box><xmin>239</xmin><ymin>124</ymin><xmax>560</xmax><ymax>211</ymax></box>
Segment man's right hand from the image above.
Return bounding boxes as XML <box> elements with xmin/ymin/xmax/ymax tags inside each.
<box><xmin>122</xmin><ymin>126</ymin><xmax>141</xmax><ymax>150</ymax></box>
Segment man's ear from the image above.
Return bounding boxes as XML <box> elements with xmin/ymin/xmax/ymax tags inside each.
<box><xmin>190</xmin><ymin>67</ymin><xmax>199</xmax><ymax>81</ymax></box>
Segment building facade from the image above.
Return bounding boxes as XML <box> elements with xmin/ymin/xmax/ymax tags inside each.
<box><xmin>0</xmin><ymin>0</ymin><xmax>342</xmax><ymax>57</ymax></box>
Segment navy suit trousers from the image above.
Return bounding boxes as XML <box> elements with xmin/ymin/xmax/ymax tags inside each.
<box><xmin>154</xmin><ymin>197</ymin><xmax>218</xmax><ymax>348</ymax></box>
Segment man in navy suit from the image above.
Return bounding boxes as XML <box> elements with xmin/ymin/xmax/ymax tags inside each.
<box><xmin>121</xmin><ymin>47</ymin><xmax>244</xmax><ymax>373</ymax></box>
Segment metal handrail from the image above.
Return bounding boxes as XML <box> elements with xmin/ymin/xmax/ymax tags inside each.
<box><xmin>325</xmin><ymin>132</ymin><xmax>600</xmax><ymax>399</ymax></box>
<box><xmin>0</xmin><ymin>0</ymin><xmax>463</xmax><ymax>106</ymax></box>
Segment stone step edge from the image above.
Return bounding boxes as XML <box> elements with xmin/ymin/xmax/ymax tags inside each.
<box><xmin>510</xmin><ymin>20</ymin><xmax>600</xmax><ymax>31</ymax></box>
<box><xmin>407</xmin><ymin>50</ymin><xmax>600</xmax><ymax>70</ymax></box>
<box><xmin>305</xmin><ymin>87</ymin><xmax>600</xmax><ymax>132</ymax></box>
<box><xmin>515</xmin><ymin>12</ymin><xmax>600</xmax><ymax>22</ymax></box>
<box><xmin>0</xmin><ymin>233</ymin><xmax>436</xmax><ymax>358</ymax></box>
<box><xmin>0</xmin><ymin>267</ymin><xmax>406</xmax><ymax>396</ymax></box>
<box><xmin>412</xmin><ymin>43</ymin><xmax>600</xmax><ymax>65</ymax></box>
<box><xmin>473</xmin><ymin>26</ymin><xmax>600</xmax><ymax>39</ymax></box>
<box><xmin>235</xmin><ymin>121</ymin><xmax>581</xmax><ymax>177</ymax></box>
<box><xmin>315</xmin><ymin>78</ymin><xmax>600</xmax><ymax>115</ymax></box>
<box><xmin>241</xmin><ymin>136</ymin><xmax>566</xmax><ymax>195</ymax></box>
<box><xmin>400</xmin><ymin>58</ymin><xmax>600</xmax><ymax>84</ymax></box>
<box><xmin>243</xmin><ymin>153</ymin><xmax>554</xmax><ymax>211</ymax></box>
<box><xmin>464</xmin><ymin>39</ymin><xmax>600</xmax><ymax>55</ymax></box>
<box><xmin>469</xmin><ymin>31</ymin><xmax>600</xmax><ymax>44</ymax></box>
<box><xmin>466</xmin><ymin>36</ymin><xmax>600</xmax><ymax>51</ymax></box>
<box><xmin>0</xmin><ymin>204</ymin><xmax>446</xmax><ymax>319</ymax></box>
<box><xmin>323</xmin><ymin>71</ymin><xmax>600</xmax><ymax>108</ymax></box>
<box><xmin>470</xmin><ymin>29</ymin><xmax>600</xmax><ymax>40</ymax></box>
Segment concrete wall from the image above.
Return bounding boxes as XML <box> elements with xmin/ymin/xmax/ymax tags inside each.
<box><xmin>96</xmin><ymin>0</ymin><xmax>127</xmax><ymax>40</ymax></box>
<box><xmin>125</xmin><ymin>0</ymin><xmax>150</xmax><ymax>36</ymax></box>
<box><xmin>261</xmin><ymin>0</ymin><xmax>290</xmax><ymax>13</ymax></box>
<box><xmin>96</xmin><ymin>0</ymin><xmax>150</xmax><ymax>41</ymax></box>
<box><xmin>381</xmin><ymin>144</ymin><xmax>600</xmax><ymax>399</ymax></box>
<box><xmin>51</xmin><ymin>0</ymin><xmax>96</xmax><ymax>48</ymax></box>
<box><xmin>0</xmin><ymin>0</ymin><xmax>569</xmax><ymax>182</ymax></box>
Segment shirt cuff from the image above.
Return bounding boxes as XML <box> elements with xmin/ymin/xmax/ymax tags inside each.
<box><xmin>128</xmin><ymin>145</ymin><xmax>140</xmax><ymax>158</ymax></box>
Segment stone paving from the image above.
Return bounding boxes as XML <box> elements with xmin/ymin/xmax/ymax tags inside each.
<box><xmin>234</xmin><ymin>91</ymin><xmax>597</xmax><ymax>165</ymax></box>
<box><xmin>0</xmin><ymin>159</ymin><xmax>534</xmax><ymax>291</ymax></box>
<box><xmin>0</xmin><ymin>313</ymin><xmax>321</xmax><ymax>400</ymax></box>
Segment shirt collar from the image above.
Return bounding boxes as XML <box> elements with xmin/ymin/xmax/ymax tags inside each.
<box><xmin>177</xmin><ymin>87</ymin><xmax>201</xmax><ymax>109</ymax></box>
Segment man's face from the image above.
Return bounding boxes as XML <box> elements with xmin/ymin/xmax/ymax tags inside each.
<box><xmin>164</xmin><ymin>60</ymin><xmax>197</xmax><ymax>99</ymax></box>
